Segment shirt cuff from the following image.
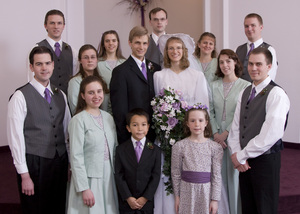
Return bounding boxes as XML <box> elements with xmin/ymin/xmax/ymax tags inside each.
<box><xmin>15</xmin><ymin>163</ymin><xmax>29</xmax><ymax>174</ymax></box>
<box><xmin>237</xmin><ymin>150</ymin><xmax>247</xmax><ymax>165</ymax></box>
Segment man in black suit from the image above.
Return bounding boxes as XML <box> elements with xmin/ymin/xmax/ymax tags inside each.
<box><xmin>110</xmin><ymin>26</ymin><xmax>161</xmax><ymax>144</ymax></box>
<box><xmin>145</xmin><ymin>7</ymin><xmax>168</xmax><ymax>66</ymax></box>
<box><xmin>115</xmin><ymin>108</ymin><xmax>161</xmax><ymax>214</ymax></box>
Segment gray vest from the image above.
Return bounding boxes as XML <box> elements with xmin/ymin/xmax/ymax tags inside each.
<box><xmin>239</xmin><ymin>81</ymin><xmax>284</xmax><ymax>155</ymax></box>
<box><xmin>20</xmin><ymin>83</ymin><xmax>66</xmax><ymax>158</ymax></box>
<box><xmin>145</xmin><ymin>35</ymin><xmax>163</xmax><ymax>66</ymax></box>
<box><xmin>236</xmin><ymin>42</ymin><xmax>270</xmax><ymax>82</ymax></box>
<box><xmin>37</xmin><ymin>39</ymin><xmax>73</xmax><ymax>94</ymax></box>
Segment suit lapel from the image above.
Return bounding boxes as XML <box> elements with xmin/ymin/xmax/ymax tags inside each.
<box><xmin>139</xmin><ymin>139</ymin><xmax>152</xmax><ymax>164</ymax></box>
<box><xmin>128</xmin><ymin>56</ymin><xmax>148</xmax><ymax>83</ymax></box>
<box><xmin>125</xmin><ymin>140</ymin><xmax>139</xmax><ymax>166</ymax></box>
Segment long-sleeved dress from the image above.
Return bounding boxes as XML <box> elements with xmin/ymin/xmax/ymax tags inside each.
<box><xmin>171</xmin><ymin>138</ymin><xmax>223</xmax><ymax>214</ymax></box>
<box><xmin>209</xmin><ymin>78</ymin><xmax>250</xmax><ymax>214</ymax></box>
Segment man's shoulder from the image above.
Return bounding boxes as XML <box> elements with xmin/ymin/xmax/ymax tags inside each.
<box><xmin>236</xmin><ymin>43</ymin><xmax>247</xmax><ymax>51</ymax></box>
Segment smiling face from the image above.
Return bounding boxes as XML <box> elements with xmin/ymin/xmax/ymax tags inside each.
<box><xmin>198</xmin><ymin>36</ymin><xmax>215</xmax><ymax>56</ymax></box>
<box><xmin>248</xmin><ymin>53</ymin><xmax>271</xmax><ymax>86</ymax></box>
<box><xmin>186</xmin><ymin>110</ymin><xmax>208</xmax><ymax>137</ymax></box>
<box><xmin>79</xmin><ymin>49</ymin><xmax>98</xmax><ymax>74</ymax></box>
<box><xmin>104</xmin><ymin>33</ymin><xmax>118</xmax><ymax>55</ymax></box>
<box><xmin>126</xmin><ymin>115</ymin><xmax>150</xmax><ymax>141</ymax></box>
<box><xmin>30</xmin><ymin>53</ymin><xmax>54</xmax><ymax>87</ymax></box>
<box><xmin>81</xmin><ymin>81</ymin><xmax>104</xmax><ymax>110</ymax></box>
<box><xmin>44</xmin><ymin>14</ymin><xmax>65</xmax><ymax>41</ymax></box>
<box><xmin>219</xmin><ymin>54</ymin><xmax>237</xmax><ymax>78</ymax></box>
<box><xmin>167</xmin><ymin>40</ymin><xmax>183</xmax><ymax>64</ymax></box>
<box><xmin>149</xmin><ymin>10</ymin><xmax>168</xmax><ymax>36</ymax></box>
<box><xmin>129</xmin><ymin>35</ymin><xmax>149</xmax><ymax>61</ymax></box>
<box><xmin>244</xmin><ymin>17</ymin><xmax>263</xmax><ymax>42</ymax></box>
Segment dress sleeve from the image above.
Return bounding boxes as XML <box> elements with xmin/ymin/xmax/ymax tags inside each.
<box><xmin>210</xmin><ymin>141</ymin><xmax>223</xmax><ymax>201</ymax></box>
<box><xmin>171</xmin><ymin>140</ymin><xmax>183</xmax><ymax>197</ymax></box>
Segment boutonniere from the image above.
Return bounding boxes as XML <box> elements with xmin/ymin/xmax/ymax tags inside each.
<box><xmin>146</xmin><ymin>142</ymin><xmax>154</xmax><ymax>150</ymax></box>
<box><xmin>148</xmin><ymin>62</ymin><xmax>155</xmax><ymax>73</ymax></box>
<box><xmin>65</xmin><ymin>43</ymin><xmax>69</xmax><ymax>50</ymax></box>
<box><xmin>260</xmin><ymin>88</ymin><xmax>268</xmax><ymax>96</ymax></box>
<box><xmin>53</xmin><ymin>87</ymin><xmax>59</xmax><ymax>94</ymax></box>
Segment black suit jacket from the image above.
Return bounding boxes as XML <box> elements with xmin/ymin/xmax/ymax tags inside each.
<box><xmin>110</xmin><ymin>56</ymin><xmax>161</xmax><ymax>144</ymax></box>
<box><xmin>114</xmin><ymin>139</ymin><xmax>161</xmax><ymax>212</ymax></box>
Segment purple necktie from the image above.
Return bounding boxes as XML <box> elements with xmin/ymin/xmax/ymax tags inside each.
<box><xmin>141</xmin><ymin>62</ymin><xmax>147</xmax><ymax>80</ymax></box>
<box><xmin>44</xmin><ymin>88</ymin><xmax>51</xmax><ymax>104</ymax></box>
<box><xmin>247</xmin><ymin>87</ymin><xmax>256</xmax><ymax>104</ymax></box>
<box><xmin>247</xmin><ymin>43</ymin><xmax>254</xmax><ymax>56</ymax></box>
<box><xmin>54</xmin><ymin>42</ymin><xmax>61</xmax><ymax>57</ymax></box>
<box><xmin>135</xmin><ymin>141</ymin><xmax>142</xmax><ymax>162</ymax></box>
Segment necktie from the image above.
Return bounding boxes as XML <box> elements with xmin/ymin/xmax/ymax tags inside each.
<box><xmin>247</xmin><ymin>43</ymin><xmax>254</xmax><ymax>56</ymax></box>
<box><xmin>44</xmin><ymin>88</ymin><xmax>51</xmax><ymax>104</ymax></box>
<box><xmin>141</xmin><ymin>62</ymin><xmax>147</xmax><ymax>80</ymax></box>
<box><xmin>247</xmin><ymin>87</ymin><xmax>256</xmax><ymax>104</ymax></box>
<box><xmin>54</xmin><ymin>42</ymin><xmax>61</xmax><ymax>57</ymax></box>
<box><xmin>135</xmin><ymin>141</ymin><xmax>142</xmax><ymax>162</ymax></box>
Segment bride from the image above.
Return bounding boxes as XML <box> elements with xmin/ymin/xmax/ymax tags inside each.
<box><xmin>153</xmin><ymin>35</ymin><xmax>210</xmax><ymax>214</ymax></box>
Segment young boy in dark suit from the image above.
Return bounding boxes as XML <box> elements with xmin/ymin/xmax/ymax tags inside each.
<box><xmin>115</xmin><ymin>108</ymin><xmax>161</xmax><ymax>214</ymax></box>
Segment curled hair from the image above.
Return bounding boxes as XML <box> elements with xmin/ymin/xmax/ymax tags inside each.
<box><xmin>163</xmin><ymin>37</ymin><xmax>189</xmax><ymax>70</ymax></box>
<box><xmin>128</xmin><ymin>26</ymin><xmax>149</xmax><ymax>43</ymax></box>
<box><xmin>126</xmin><ymin>108</ymin><xmax>149</xmax><ymax>126</ymax></box>
<box><xmin>245</xmin><ymin>13</ymin><xmax>263</xmax><ymax>25</ymax></box>
<box><xmin>183</xmin><ymin>108</ymin><xmax>212</xmax><ymax>138</ymax></box>
<box><xmin>71</xmin><ymin>44</ymin><xmax>109</xmax><ymax>94</ymax></box>
<box><xmin>97</xmin><ymin>30</ymin><xmax>125</xmax><ymax>60</ymax></box>
<box><xmin>216</xmin><ymin>49</ymin><xmax>243</xmax><ymax>78</ymax></box>
<box><xmin>249</xmin><ymin>47</ymin><xmax>272</xmax><ymax>65</ymax></box>
<box><xmin>29</xmin><ymin>46</ymin><xmax>53</xmax><ymax>65</ymax></box>
<box><xmin>194</xmin><ymin>32</ymin><xmax>217</xmax><ymax>58</ymax></box>
<box><xmin>44</xmin><ymin>9</ymin><xmax>65</xmax><ymax>25</ymax></box>
<box><xmin>149</xmin><ymin>7</ymin><xmax>168</xmax><ymax>20</ymax></box>
<box><xmin>75</xmin><ymin>76</ymin><xmax>107</xmax><ymax>115</ymax></box>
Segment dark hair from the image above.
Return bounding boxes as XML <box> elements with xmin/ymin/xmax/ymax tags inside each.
<box><xmin>216</xmin><ymin>49</ymin><xmax>243</xmax><ymax>78</ymax></box>
<box><xmin>183</xmin><ymin>108</ymin><xmax>212</xmax><ymax>138</ymax></box>
<box><xmin>129</xmin><ymin>26</ymin><xmax>149</xmax><ymax>43</ymax></box>
<box><xmin>75</xmin><ymin>76</ymin><xmax>107</xmax><ymax>115</ymax></box>
<box><xmin>149</xmin><ymin>7</ymin><xmax>168</xmax><ymax>20</ymax></box>
<box><xmin>249</xmin><ymin>47</ymin><xmax>272</xmax><ymax>65</ymax></box>
<box><xmin>97</xmin><ymin>30</ymin><xmax>125</xmax><ymax>60</ymax></box>
<box><xmin>44</xmin><ymin>9</ymin><xmax>65</xmax><ymax>25</ymax></box>
<box><xmin>29</xmin><ymin>46</ymin><xmax>53</xmax><ymax>65</ymax></box>
<box><xmin>245</xmin><ymin>13</ymin><xmax>263</xmax><ymax>25</ymax></box>
<box><xmin>194</xmin><ymin>32</ymin><xmax>217</xmax><ymax>58</ymax></box>
<box><xmin>126</xmin><ymin>108</ymin><xmax>149</xmax><ymax>125</ymax></box>
<box><xmin>164</xmin><ymin>37</ymin><xmax>190</xmax><ymax>70</ymax></box>
<box><xmin>72</xmin><ymin>44</ymin><xmax>109</xmax><ymax>94</ymax></box>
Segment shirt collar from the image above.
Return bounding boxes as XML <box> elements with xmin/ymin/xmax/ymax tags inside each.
<box><xmin>30</xmin><ymin>77</ymin><xmax>53</xmax><ymax>97</ymax></box>
<box><xmin>46</xmin><ymin>36</ymin><xmax>62</xmax><ymax>50</ymax></box>
<box><xmin>131</xmin><ymin>54</ymin><xmax>146</xmax><ymax>70</ymax></box>
<box><xmin>251</xmin><ymin>76</ymin><xmax>271</xmax><ymax>95</ymax></box>
<box><xmin>131</xmin><ymin>136</ymin><xmax>146</xmax><ymax>148</ymax></box>
<box><xmin>248</xmin><ymin>38</ymin><xmax>263</xmax><ymax>49</ymax></box>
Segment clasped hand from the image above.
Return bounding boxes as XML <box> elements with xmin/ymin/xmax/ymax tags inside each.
<box><xmin>231</xmin><ymin>152</ymin><xmax>251</xmax><ymax>172</ymax></box>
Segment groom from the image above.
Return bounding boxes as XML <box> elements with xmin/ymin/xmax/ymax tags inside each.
<box><xmin>110</xmin><ymin>26</ymin><xmax>161</xmax><ymax>144</ymax></box>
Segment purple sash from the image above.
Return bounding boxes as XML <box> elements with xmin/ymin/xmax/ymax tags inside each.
<box><xmin>181</xmin><ymin>171</ymin><xmax>211</xmax><ymax>183</ymax></box>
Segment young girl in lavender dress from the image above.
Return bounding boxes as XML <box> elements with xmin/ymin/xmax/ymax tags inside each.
<box><xmin>67</xmin><ymin>76</ymin><xmax>118</xmax><ymax>214</ymax></box>
<box><xmin>171</xmin><ymin>105</ymin><xmax>223</xmax><ymax>214</ymax></box>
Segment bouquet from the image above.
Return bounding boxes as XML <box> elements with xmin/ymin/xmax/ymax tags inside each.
<box><xmin>151</xmin><ymin>87</ymin><xmax>188</xmax><ymax>194</ymax></box>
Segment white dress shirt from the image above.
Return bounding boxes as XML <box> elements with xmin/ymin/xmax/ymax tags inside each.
<box><xmin>131</xmin><ymin>136</ymin><xmax>146</xmax><ymax>151</ymax></box>
<box><xmin>247</xmin><ymin>38</ymin><xmax>278</xmax><ymax>81</ymax></box>
<box><xmin>7</xmin><ymin>78</ymin><xmax>71</xmax><ymax>174</ymax></box>
<box><xmin>228</xmin><ymin>76</ymin><xmax>290</xmax><ymax>164</ymax></box>
<box><xmin>131</xmin><ymin>54</ymin><xmax>147</xmax><ymax>72</ymax></box>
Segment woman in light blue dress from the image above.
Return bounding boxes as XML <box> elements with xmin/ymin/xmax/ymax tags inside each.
<box><xmin>97</xmin><ymin>30</ymin><xmax>125</xmax><ymax>88</ymax></box>
<box><xmin>67</xmin><ymin>44</ymin><xmax>109</xmax><ymax>115</ymax></box>
<box><xmin>210</xmin><ymin>49</ymin><xmax>250</xmax><ymax>214</ymax></box>
<box><xmin>67</xmin><ymin>76</ymin><xmax>118</xmax><ymax>214</ymax></box>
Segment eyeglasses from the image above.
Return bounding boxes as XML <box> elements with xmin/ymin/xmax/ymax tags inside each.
<box><xmin>168</xmin><ymin>47</ymin><xmax>183</xmax><ymax>51</ymax></box>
